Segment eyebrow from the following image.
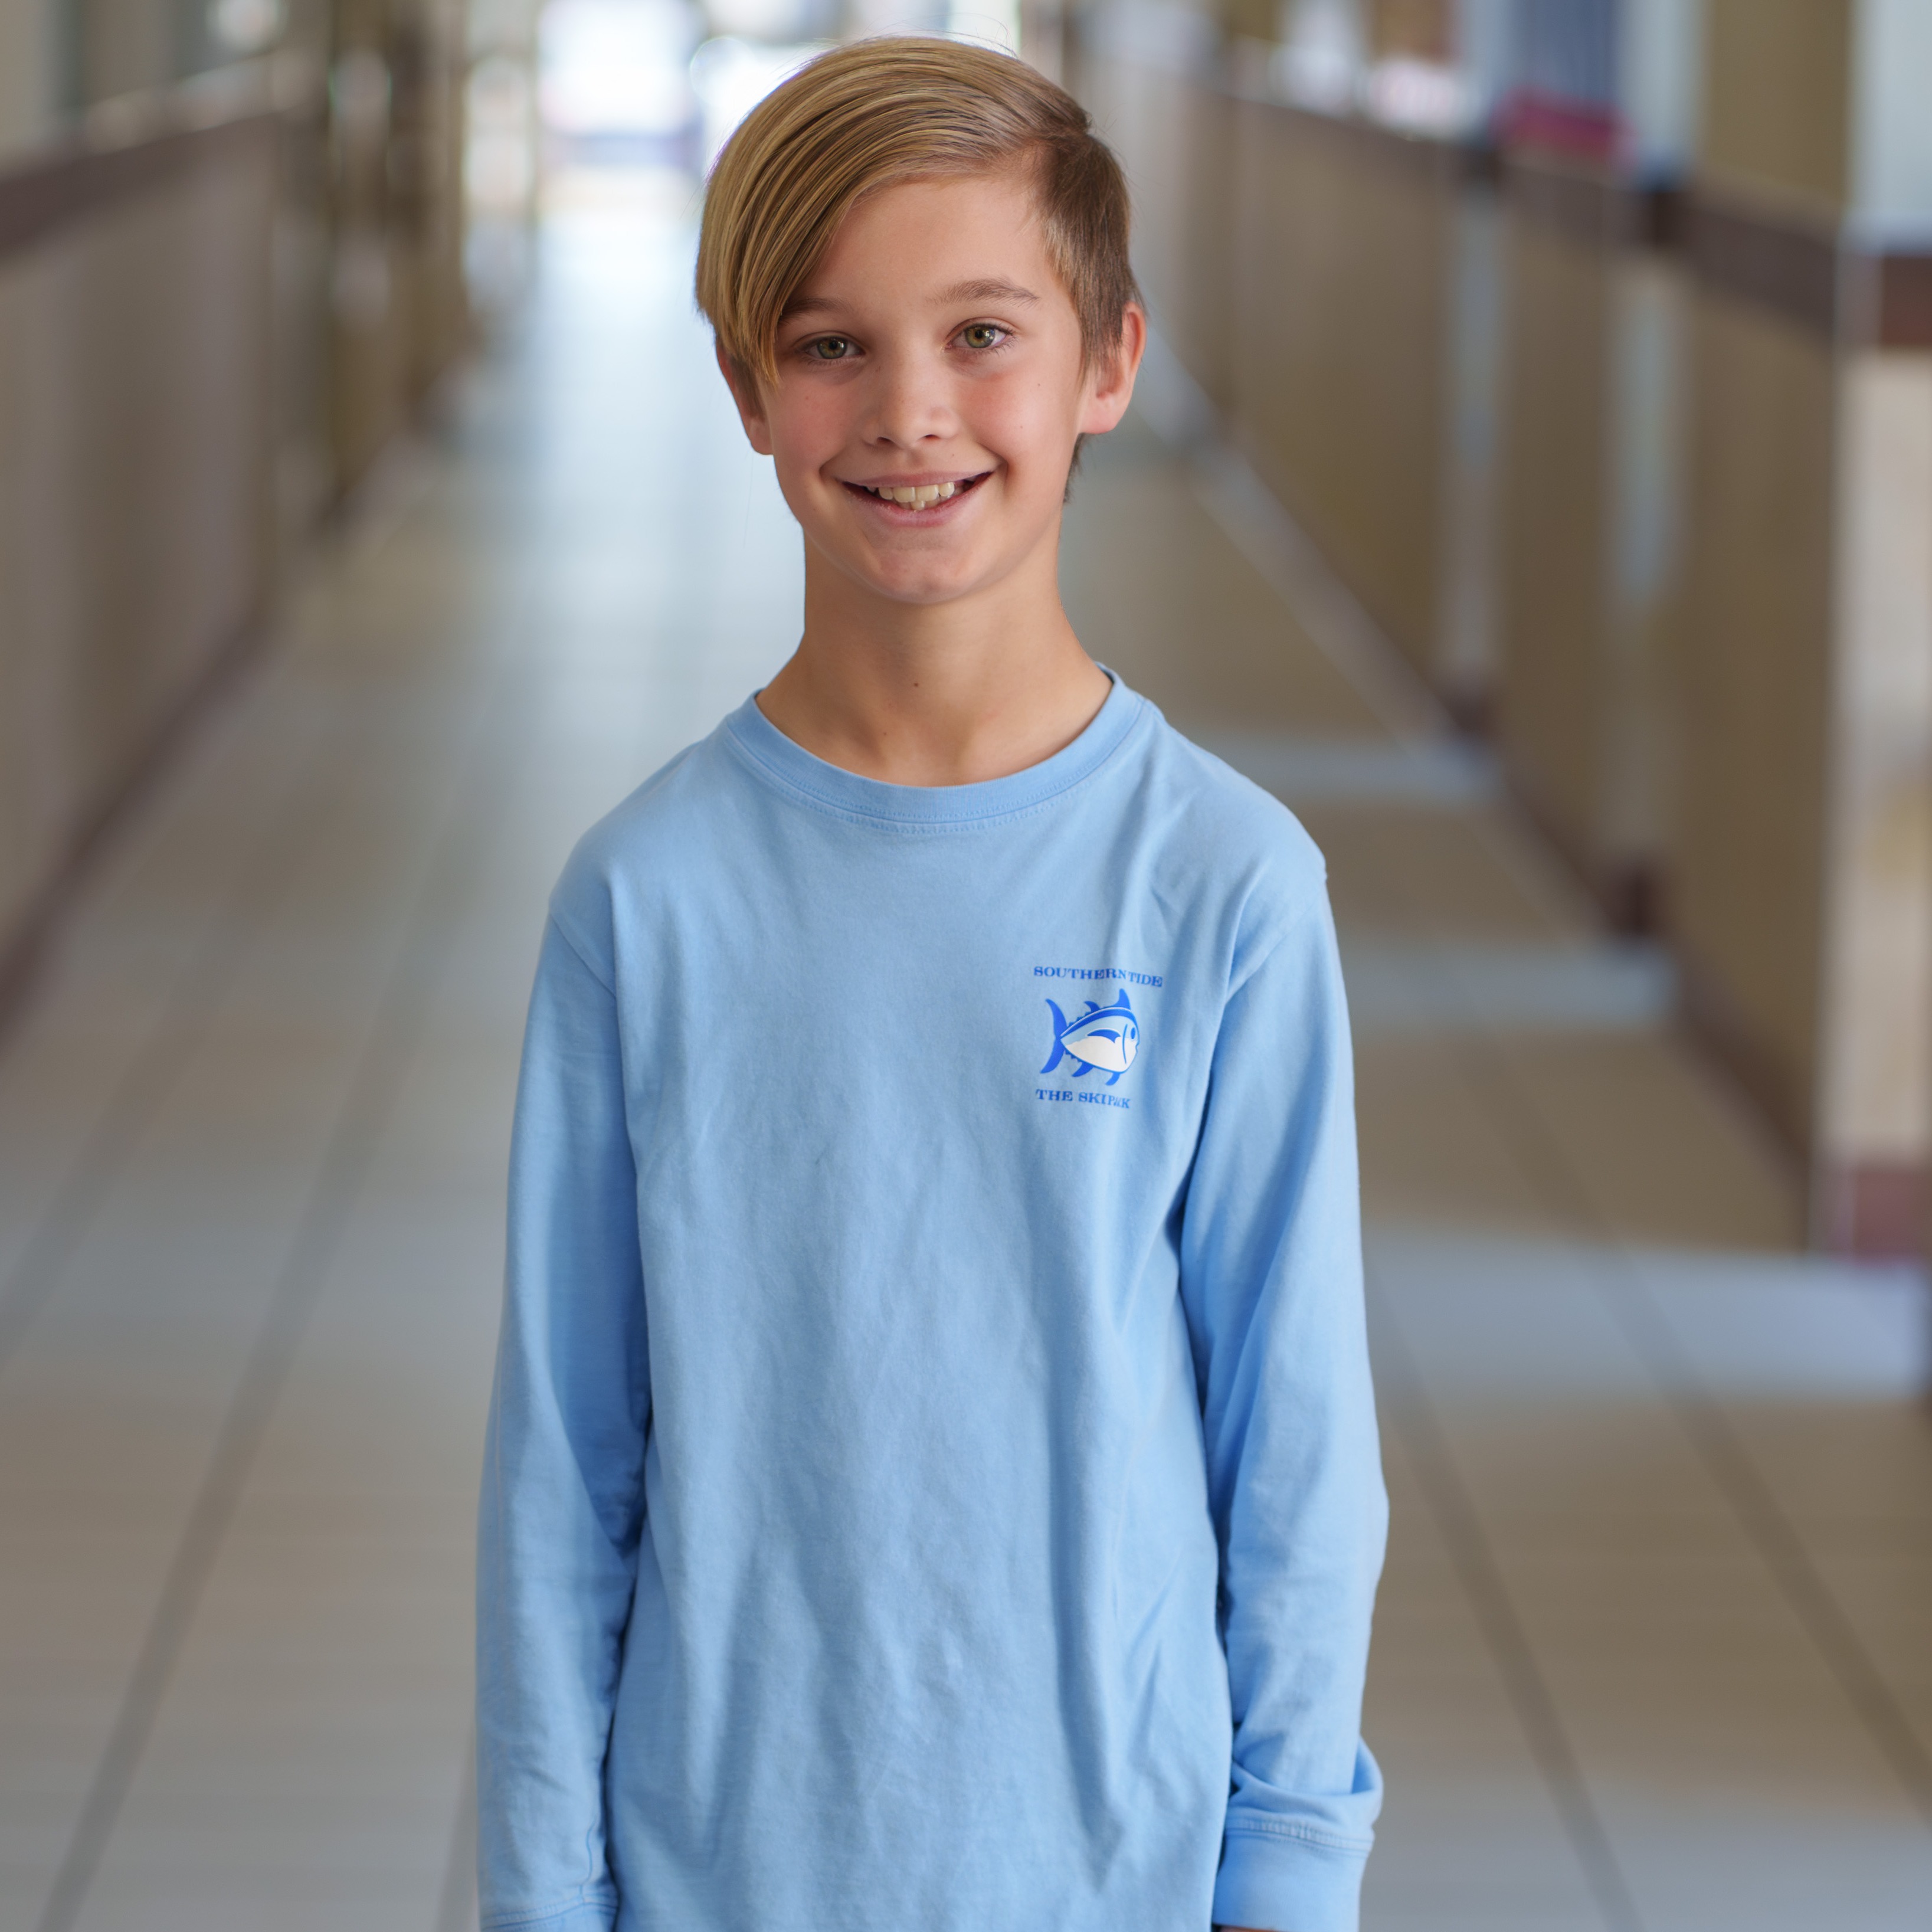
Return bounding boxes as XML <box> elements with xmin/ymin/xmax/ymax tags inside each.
<box><xmin>940</xmin><ymin>279</ymin><xmax>1040</xmax><ymax>305</ymax></box>
<box><xmin>781</xmin><ymin>278</ymin><xmax>1041</xmax><ymax>322</ymax></box>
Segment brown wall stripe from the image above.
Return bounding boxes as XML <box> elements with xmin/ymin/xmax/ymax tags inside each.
<box><xmin>0</xmin><ymin>113</ymin><xmax>277</xmax><ymax>264</ymax></box>
<box><xmin>1688</xmin><ymin>196</ymin><xmax>1932</xmax><ymax>349</ymax></box>
<box><xmin>1503</xmin><ymin>155</ymin><xmax>1688</xmax><ymax>253</ymax></box>
<box><xmin>1689</xmin><ymin>198</ymin><xmax>1843</xmax><ymax>337</ymax></box>
<box><xmin>1879</xmin><ymin>253</ymin><xmax>1932</xmax><ymax>349</ymax></box>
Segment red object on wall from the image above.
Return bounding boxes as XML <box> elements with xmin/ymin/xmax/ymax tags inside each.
<box><xmin>1498</xmin><ymin>86</ymin><xmax>1620</xmax><ymax>163</ymax></box>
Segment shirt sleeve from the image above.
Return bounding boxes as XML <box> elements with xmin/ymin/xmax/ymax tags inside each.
<box><xmin>477</xmin><ymin>915</ymin><xmax>647</xmax><ymax>1932</ymax></box>
<box><xmin>1178</xmin><ymin>889</ymin><xmax>1387</xmax><ymax>1932</ymax></box>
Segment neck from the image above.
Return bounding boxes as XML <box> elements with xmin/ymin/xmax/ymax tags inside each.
<box><xmin>756</xmin><ymin>537</ymin><xmax>1112</xmax><ymax>787</ymax></box>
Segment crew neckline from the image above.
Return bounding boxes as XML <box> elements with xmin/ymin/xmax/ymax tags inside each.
<box><xmin>721</xmin><ymin>672</ymin><xmax>1147</xmax><ymax>829</ymax></box>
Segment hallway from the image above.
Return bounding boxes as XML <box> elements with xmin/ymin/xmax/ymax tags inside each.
<box><xmin>2</xmin><ymin>187</ymin><xmax>1930</xmax><ymax>1932</ymax></box>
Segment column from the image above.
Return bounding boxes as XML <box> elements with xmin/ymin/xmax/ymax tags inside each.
<box><xmin>1676</xmin><ymin>0</ymin><xmax>1932</xmax><ymax>1252</ymax></box>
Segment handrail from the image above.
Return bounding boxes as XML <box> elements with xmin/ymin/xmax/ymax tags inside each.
<box><xmin>0</xmin><ymin>54</ymin><xmax>321</xmax><ymax>263</ymax></box>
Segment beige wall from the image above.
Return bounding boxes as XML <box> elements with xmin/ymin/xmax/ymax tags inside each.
<box><xmin>1676</xmin><ymin>0</ymin><xmax>1932</xmax><ymax>1249</ymax></box>
<box><xmin>1701</xmin><ymin>0</ymin><xmax>1854</xmax><ymax>221</ymax></box>
<box><xmin>1230</xmin><ymin>101</ymin><xmax>1456</xmax><ymax>679</ymax></box>
<box><xmin>1078</xmin><ymin>12</ymin><xmax>1459</xmax><ymax>689</ymax></box>
<box><xmin>1816</xmin><ymin>352</ymin><xmax>1932</xmax><ymax>1228</ymax></box>
<box><xmin>1673</xmin><ymin>290</ymin><xmax>1838</xmax><ymax>1151</ymax></box>
<box><xmin>0</xmin><ymin>130</ymin><xmax>279</xmax><ymax>941</ymax></box>
<box><xmin>1494</xmin><ymin>188</ymin><xmax>1688</xmax><ymax>929</ymax></box>
<box><xmin>1676</xmin><ymin>311</ymin><xmax>1932</xmax><ymax>1243</ymax></box>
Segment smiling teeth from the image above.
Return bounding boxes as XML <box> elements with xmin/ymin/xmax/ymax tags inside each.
<box><xmin>867</xmin><ymin>481</ymin><xmax>958</xmax><ymax>506</ymax></box>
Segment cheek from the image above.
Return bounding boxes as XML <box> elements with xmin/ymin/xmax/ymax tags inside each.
<box><xmin>965</xmin><ymin>372</ymin><xmax>1083</xmax><ymax>481</ymax></box>
<box><xmin>764</xmin><ymin>385</ymin><xmax>853</xmax><ymax>476</ymax></box>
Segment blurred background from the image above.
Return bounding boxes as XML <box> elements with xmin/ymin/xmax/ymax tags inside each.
<box><xmin>1</xmin><ymin>1</ymin><xmax>1930</xmax><ymax>1927</ymax></box>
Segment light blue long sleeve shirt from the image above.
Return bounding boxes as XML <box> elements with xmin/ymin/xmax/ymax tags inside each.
<box><xmin>477</xmin><ymin>676</ymin><xmax>1386</xmax><ymax>1932</ymax></box>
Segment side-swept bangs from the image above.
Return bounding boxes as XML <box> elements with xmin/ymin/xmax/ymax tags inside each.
<box><xmin>695</xmin><ymin>37</ymin><xmax>1139</xmax><ymax>388</ymax></box>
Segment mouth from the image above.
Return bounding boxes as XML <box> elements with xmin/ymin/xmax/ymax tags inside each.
<box><xmin>839</xmin><ymin>471</ymin><xmax>993</xmax><ymax>514</ymax></box>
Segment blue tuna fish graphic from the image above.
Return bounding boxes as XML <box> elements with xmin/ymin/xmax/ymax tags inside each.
<box><xmin>1041</xmin><ymin>988</ymin><xmax>1139</xmax><ymax>1085</ymax></box>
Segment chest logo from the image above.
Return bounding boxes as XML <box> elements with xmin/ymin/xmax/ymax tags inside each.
<box><xmin>1041</xmin><ymin>990</ymin><xmax>1139</xmax><ymax>1086</ymax></box>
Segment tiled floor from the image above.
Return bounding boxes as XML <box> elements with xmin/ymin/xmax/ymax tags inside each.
<box><xmin>2</xmin><ymin>185</ymin><xmax>1929</xmax><ymax>1932</ymax></box>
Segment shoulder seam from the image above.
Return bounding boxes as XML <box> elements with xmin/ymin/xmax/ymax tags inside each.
<box><xmin>1228</xmin><ymin>889</ymin><xmax>1325</xmax><ymax>1007</ymax></box>
<box><xmin>547</xmin><ymin>911</ymin><xmax>615</xmax><ymax>997</ymax></box>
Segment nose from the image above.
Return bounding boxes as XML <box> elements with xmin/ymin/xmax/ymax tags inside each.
<box><xmin>859</xmin><ymin>343</ymin><xmax>957</xmax><ymax>451</ymax></box>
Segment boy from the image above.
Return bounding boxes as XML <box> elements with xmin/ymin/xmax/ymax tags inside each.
<box><xmin>478</xmin><ymin>37</ymin><xmax>1384</xmax><ymax>1932</ymax></box>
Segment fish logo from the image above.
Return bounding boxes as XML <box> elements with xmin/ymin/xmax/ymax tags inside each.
<box><xmin>1041</xmin><ymin>988</ymin><xmax>1139</xmax><ymax>1086</ymax></box>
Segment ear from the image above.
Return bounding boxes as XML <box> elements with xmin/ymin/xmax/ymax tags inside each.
<box><xmin>1077</xmin><ymin>301</ymin><xmax>1148</xmax><ymax>438</ymax></box>
<box><xmin>715</xmin><ymin>339</ymin><xmax>775</xmax><ymax>457</ymax></box>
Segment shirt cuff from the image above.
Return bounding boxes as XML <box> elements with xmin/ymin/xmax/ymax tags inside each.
<box><xmin>480</xmin><ymin>1899</ymin><xmax>616</xmax><ymax>1932</ymax></box>
<box><xmin>1213</xmin><ymin>1823</ymin><xmax>1370</xmax><ymax>1932</ymax></box>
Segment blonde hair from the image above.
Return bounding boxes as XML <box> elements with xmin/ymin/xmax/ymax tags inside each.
<box><xmin>696</xmin><ymin>37</ymin><xmax>1139</xmax><ymax>388</ymax></box>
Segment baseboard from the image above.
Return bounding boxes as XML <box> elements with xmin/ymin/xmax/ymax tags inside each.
<box><xmin>1500</xmin><ymin>760</ymin><xmax>1666</xmax><ymax>938</ymax></box>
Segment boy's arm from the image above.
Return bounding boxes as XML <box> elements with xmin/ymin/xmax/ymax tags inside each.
<box><xmin>1178</xmin><ymin>890</ymin><xmax>1387</xmax><ymax>1932</ymax></box>
<box><xmin>477</xmin><ymin>916</ymin><xmax>649</xmax><ymax>1932</ymax></box>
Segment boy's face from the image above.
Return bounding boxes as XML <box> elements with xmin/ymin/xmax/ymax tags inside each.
<box><xmin>721</xmin><ymin>167</ymin><xmax>1142</xmax><ymax>613</ymax></box>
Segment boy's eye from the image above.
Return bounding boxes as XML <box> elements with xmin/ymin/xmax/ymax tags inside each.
<box><xmin>958</xmin><ymin>322</ymin><xmax>1008</xmax><ymax>351</ymax></box>
<box><xmin>804</xmin><ymin>335</ymin><xmax>856</xmax><ymax>361</ymax></box>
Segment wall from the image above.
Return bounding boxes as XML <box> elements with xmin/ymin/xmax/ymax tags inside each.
<box><xmin>0</xmin><ymin>9</ymin><xmax>473</xmax><ymax>1012</ymax></box>
<box><xmin>1494</xmin><ymin>172</ymin><xmax>1619</xmax><ymax>900</ymax></box>
<box><xmin>1478</xmin><ymin>0</ymin><xmax>1702</xmax><ymax>932</ymax></box>
<box><xmin>1673</xmin><ymin>281</ymin><xmax>1838</xmax><ymax>1153</ymax></box>
<box><xmin>1066</xmin><ymin>0</ymin><xmax>1932</xmax><ymax>1253</ymax></box>
<box><xmin>1699</xmin><ymin>0</ymin><xmax>1852</xmax><ymax>221</ymax></box>
<box><xmin>0</xmin><ymin>109</ymin><xmax>280</xmax><ymax>960</ymax></box>
<box><xmin>1231</xmin><ymin>101</ymin><xmax>1459</xmax><ymax>677</ymax></box>
<box><xmin>1672</xmin><ymin>0</ymin><xmax>1932</xmax><ymax>1250</ymax></box>
<box><xmin>1078</xmin><ymin>1</ymin><xmax>1463</xmax><ymax>682</ymax></box>
<box><xmin>0</xmin><ymin>0</ymin><xmax>56</xmax><ymax>159</ymax></box>
<box><xmin>1816</xmin><ymin>354</ymin><xmax>1932</xmax><ymax>1245</ymax></box>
